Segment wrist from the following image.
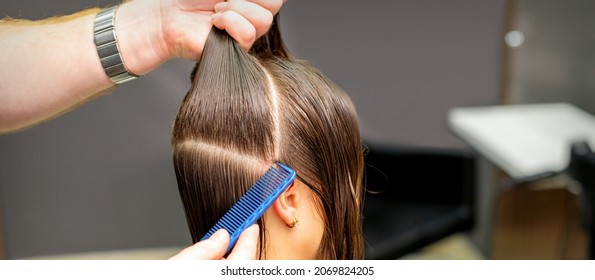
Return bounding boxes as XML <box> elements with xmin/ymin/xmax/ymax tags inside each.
<box><xmin>112</xmin><ymin>0</ymin><xmax>170</xmax><ymax>76</ymax></box>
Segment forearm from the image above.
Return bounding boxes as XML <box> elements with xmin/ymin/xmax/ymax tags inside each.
<box><xmin>0</xmin><ymin>1</ymin><xmax>168</xmax><ymax>133</ymax></box>
<box><xmin>0</xmin><ymin>10</ymin><xmax>112</xmax><ymax>133</ymax></box>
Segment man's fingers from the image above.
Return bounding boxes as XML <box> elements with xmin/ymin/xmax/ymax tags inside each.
<box><xmin>169</xmin><ymin>229</ymin><xmax>230</xmax><ymax>260</ymax></box>
<box><xmin>169</xmin><ymin>225</ymin><xmax>259</xmax><ymax>260</ymax></box>
<box><xmin>212</xmin><ymin>10</ymin><xmax>256</xmax><ymax>50</ymax></box>
<box><xmin>246</xmin><ymin>0</ymin><xmax>284</xmax><ymax>16</ymax></box>
<box><xmin>214</xmin><ymin>0</ymin><xmax>273</xmax><ymax>39</ymax></box>
<box><xmin>226</xmin><ymin>224</ymin><xmax>259</xmax><ymax>260</ymax></box>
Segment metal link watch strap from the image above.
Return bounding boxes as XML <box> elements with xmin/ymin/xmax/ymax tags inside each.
<box><xmin>94</xmin><ymin>5</ymin><xmax>139</xmax><ymax>84</ymax></box>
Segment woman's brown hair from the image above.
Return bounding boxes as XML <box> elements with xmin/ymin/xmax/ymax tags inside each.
<box><xmin>171</xmin><ymin>17</ymin><xmax>364</xmax><ymax>259</ymax></box>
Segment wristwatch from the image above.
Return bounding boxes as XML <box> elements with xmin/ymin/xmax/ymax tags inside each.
<box><xmin>93</xmin><ymin>5</ymin><xmax>139</xmax><ymax>84</ymax></box>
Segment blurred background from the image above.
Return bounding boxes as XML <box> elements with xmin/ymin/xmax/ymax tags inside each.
<box><xmin>0</xmin><ymin>0</ymin><xmax>593</xmax><ymax>260</ymax></box>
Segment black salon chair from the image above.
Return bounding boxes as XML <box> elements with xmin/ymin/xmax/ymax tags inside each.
<box><xmin>362</xmin><ymin>143</ymin><xmax>475</xmax><ymax>259</ymax></box>
<box><xmin>568</xmin><ymin>141</ymin><xmax>595</xmax><ymax>259</ymax></box>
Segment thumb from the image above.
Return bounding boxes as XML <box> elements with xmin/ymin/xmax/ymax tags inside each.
<box><xmin>169</xmin><ymin>229</ymin><xmax>230</xmax><ymax>260</ymax></box>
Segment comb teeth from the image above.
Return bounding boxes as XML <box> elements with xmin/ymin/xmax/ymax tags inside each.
<box><xmin>200</xmin><ymin>163</ymin><xmax>296</xmax><ymax>254</ymax></box>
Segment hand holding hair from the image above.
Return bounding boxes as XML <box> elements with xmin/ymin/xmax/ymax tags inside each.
<box><xmin>0</xmin><ymin>0</ymin><xmax>285</xmax><ymax>133</ymax></box>
<box><xmin>169</xmin><ymin>224</ymin><xmax>259</xmax><ymax>260</ymax></box>
<box><xmin>211</xmin><ymin>0</ymin><xmax>284</xmax><ymax>51</ymax></box>
<box><xmin>117</xmin><ymin>0</ymin><xmax>285</xmax><ymax>74</ymax></box>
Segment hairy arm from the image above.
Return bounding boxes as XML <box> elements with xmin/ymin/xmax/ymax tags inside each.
<box><xmin>0</xmin><ymin>0</ymin><xmax>282</xmax><ymax>133</ymax></box>
<box><xmin>0</xmin><ymin>10</ymin><xmax>111</xmax><ymax>133</ymax></box>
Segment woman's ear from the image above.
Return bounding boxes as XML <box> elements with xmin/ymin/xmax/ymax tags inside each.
<box><xmin>272</xmin><ymin>180</ymin><xmax>304</xmax><ymax>228</ymax></box>
<box><xmin>265</xmin><ymin>179</ymin><xmax>325</xmax><ymax>259</ymax></box>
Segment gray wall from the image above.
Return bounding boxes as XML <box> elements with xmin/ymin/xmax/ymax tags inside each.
<box><xmin>508</xmin><ymin>0</ymin><xmax>595</xmax><ymax>114</ymax></box>
<box><xmin>0</xmin><ymin>0</ymin><xmax>505</xmax><ymax>259</ymax></box>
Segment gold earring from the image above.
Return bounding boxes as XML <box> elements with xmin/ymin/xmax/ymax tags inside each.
<box><xmin>288</xmin><ymin>216</ymin><xmax>299</xmax><ymax>228</ymax></box>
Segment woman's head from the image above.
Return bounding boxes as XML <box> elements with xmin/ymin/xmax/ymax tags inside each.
<box><xmin>171</xmin><ymin>23</ymin><xmax>364</xmax><ymax>259</ymax></box>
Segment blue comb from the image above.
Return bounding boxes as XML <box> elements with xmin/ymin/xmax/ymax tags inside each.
<box><xmin>200</xmin><ymin>162</ymin><xmax>296</xmax><ymax>254</ymax></box>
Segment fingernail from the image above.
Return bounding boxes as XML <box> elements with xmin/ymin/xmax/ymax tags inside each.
<box><xmin>211</xmin><ymin>229</ymin><xmax>229</xmax><ymax>242</ymax></box>
<box><xmin>214</xmin><ymin>2</ymin><xmax>227</xmax><ymax>13</ymax></box>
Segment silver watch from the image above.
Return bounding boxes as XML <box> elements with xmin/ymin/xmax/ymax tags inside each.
<box><xmin>93</xmin><ymin>5</ymin><xmax>138</xmax><ymax>84</ymax></box>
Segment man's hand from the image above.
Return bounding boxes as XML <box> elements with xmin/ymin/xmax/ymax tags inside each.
<box><xmin>117</xmin><ymin>0</ymin><xmax>284</xmax><ymax>76</ymax></box>
<box><xmin>169</xmin><ymin>224</ymin><xmax>260</xmax><ymax>260</ymax></box>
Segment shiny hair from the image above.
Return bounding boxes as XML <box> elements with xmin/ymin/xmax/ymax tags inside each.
<box><xmin>171</xmin><ymin>18</ymin><xmax>364</xmax><ymax>259</ymax></box>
